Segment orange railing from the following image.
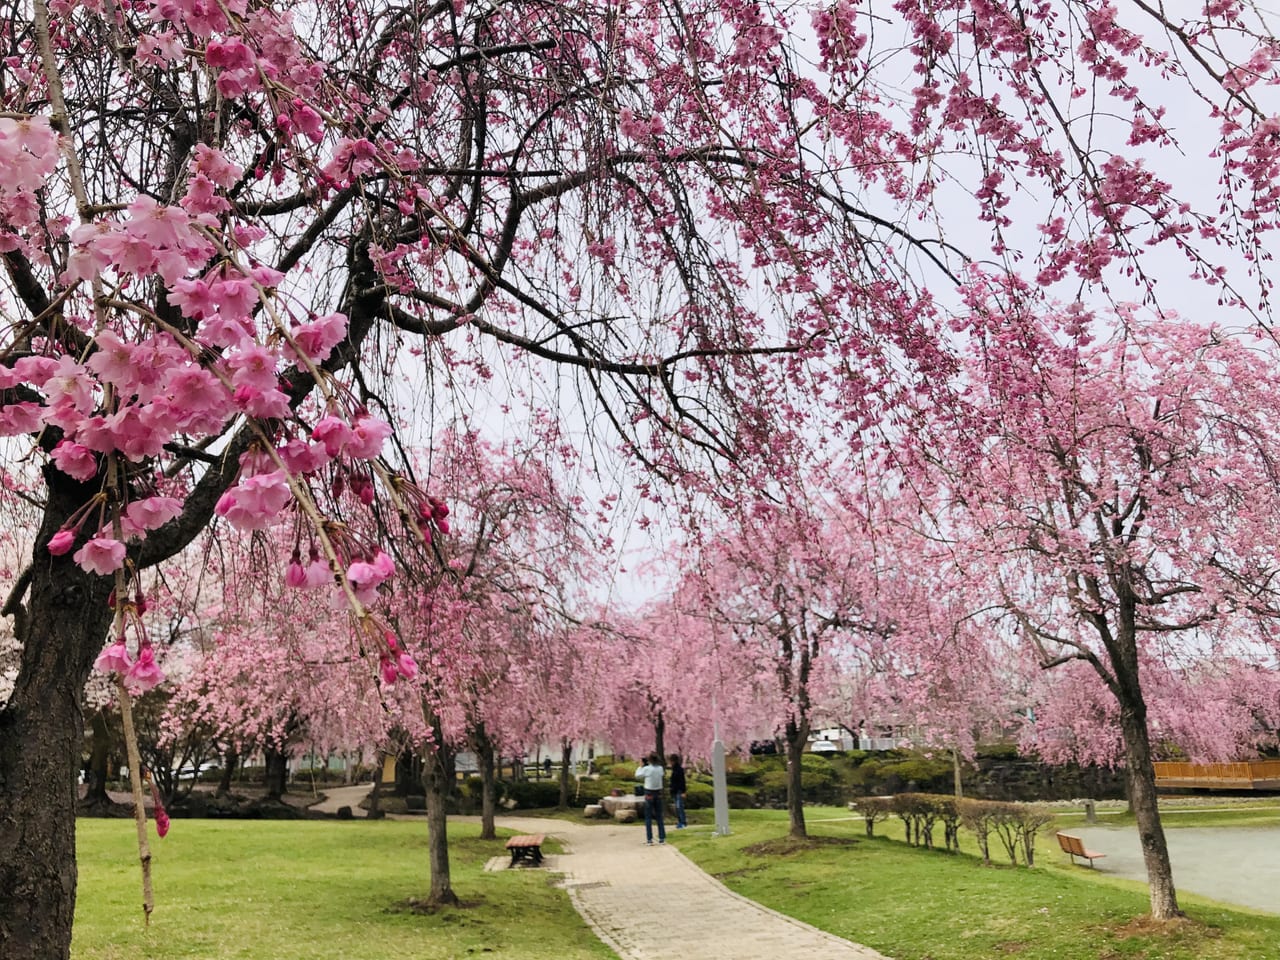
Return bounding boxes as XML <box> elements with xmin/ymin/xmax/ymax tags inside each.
<box><xmin>1154</xmin><ymin>760</ymin><xmax>1280</xmax><ymax>788</ymax></box>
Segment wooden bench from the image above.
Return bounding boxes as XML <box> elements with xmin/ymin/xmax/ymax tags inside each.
<box><xmin>1056</xmin><ymin>832</ymin><xmax>1105</xmax><ymax>867</ymax></box>
<box><xmin>505</xmin><ymin>833</ymin><xmax>545</xmax><ymax>867</ymax></box>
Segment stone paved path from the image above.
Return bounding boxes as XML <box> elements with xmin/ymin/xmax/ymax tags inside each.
<box><xmin>484</xmin><ymin>815</ymin><xmax>888</xmax><ymax>960</ymax></box>
<box><xmin>309</xmin><ymin>786</ymin><xmax>886</xmax><ymax>958</ymax></box>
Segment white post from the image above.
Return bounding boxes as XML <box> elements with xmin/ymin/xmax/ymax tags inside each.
<box><xmin>712</xmin><ymin>716</ymin><xmax>730</xmax><ymax>837</ymax></box>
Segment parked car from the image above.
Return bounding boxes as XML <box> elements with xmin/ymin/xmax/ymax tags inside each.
<box><xmin>809</xmin><ymin>740</ymin><xmax>839</xmax><ymax>754</ymax></box>
<box><xmin>174</xmin><ymin>761</ymin><xmax>219</xmax><ymax>780</ymax></box>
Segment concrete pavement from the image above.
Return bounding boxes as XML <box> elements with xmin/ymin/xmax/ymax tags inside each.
<box><xmin>1069</xmin><ymin>824</ymin><xmax>1280</xmax><ymax>915</ymax></box>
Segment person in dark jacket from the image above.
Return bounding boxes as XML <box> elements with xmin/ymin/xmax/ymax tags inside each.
<box><xmin>669</xmin><ymin>753</ymin><xmax>687</xmax><ymax>829</ymax></box>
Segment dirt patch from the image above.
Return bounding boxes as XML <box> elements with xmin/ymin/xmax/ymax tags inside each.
<box><xmin>992</xmin><ymin>941</ymin><xmax>1027</xmax><ymax>954</ymax></box>
<box><xmin>391</xmin><ymin>896</ymin><xmax>485</xmax><ymax>915</ymax></box>
<box><xmin>1091</xmin><ymin>914</ymin><xmax>1222</xmax><ymax>957</ymax></box>
<box><xmin>741</xmin><ymin>835</ymin><xmax>857</xmax><ymax>857</ymax></box>
<box><xmin>1112</xmin><ymin>915</ymin><xmax>1216</xmax><ymax>938</ymax></box>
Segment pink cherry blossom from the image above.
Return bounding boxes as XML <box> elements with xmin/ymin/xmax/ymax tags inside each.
<box><xmin>312</xmin><ymin>416</ymin><xmax>352</xmax><ymax>457</ymax></box>
<box><xmin>124</xmin><ymin>645</ymin><xmax>165</xmax><ymax>694</ymax></box>
<box><xmin>93</xmin><ymin>639</ymin><xmax>134</xmax><ymax>675</ymax></box>
<box><xmin>346</xmin><ymin>415</ymin><xmax>391</xmax><ymax>459</ymax></box>
<box><xmin>124</xmin><ymin>496</ymin><xmax>183</xmax><ymax>533</ymax></box>
<box><xmin>47</xmin><ymin>530</ymin><xmax>77</xmax><ymax>555</ymax></box>
<box><xmin>73</xmin><ymin>537</ymin><xmax>127</xmax><ymax>576</ymax></box>
<box><xmin>50</xmin><ymin>441</ymin><xmax>98</xmax><ymax>481</ymax></box>
<box><xmin>214</xmin><ymin>471</ymin><xmax>292</xmax><ymax>531</ymax></box>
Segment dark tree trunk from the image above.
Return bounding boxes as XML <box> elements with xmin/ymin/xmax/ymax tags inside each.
<box><xmin>423</xmin><ymin>740</ymin><xmax>458</xmax><ymax>906</ymax></box>
<box><xmin>558</xmin><ymin>737</ymin><xmax>572</xmax><ymax>811</ymax></box>
<box><xmin>784</xmin><ymin>716</ymin><xmax>809</xmax><ymax>839</ymax></box>
<box><xmin>1118</xmin><ymin>701</ymin><xmax>1181</xmax><ymax>919</ymax></box>
<box><xmin>79</xmin><ymin>708</ymin><xmax>115</xmax><ymax>813</ymax></box>
<box><xmin>1098</xmin><ymin>584</ymin><xmax>1181</xmax><ymax>920</ymax></box>
<box><xmin>367</xmin><ymin>767</ymin><xmax>383</xmax><ymax>817</ymax></box>
<box><xmin>0</xmin><ymin>526</ymin><xmax>114</xmax><ymax>960</ymax></box>
<box><xmin>475</xmin><ymin>729</ymin><xmax>497</xmax><ymax>840</ymax></box>
<box><xmin>216</xmin><ymin>747</ymin><xmax>238</xmax><ymax>797</ymax></box>
<box><xmin>264</xmin><ymin>747</ymin><xmax>288</xmax><ymax>802</ymax></box>
<box><xmin>653</xmin><ymin>710</ymin><xmax>665</xmax><ymax>766</ymax></box>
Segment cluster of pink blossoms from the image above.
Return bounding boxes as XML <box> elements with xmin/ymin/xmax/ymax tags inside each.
<box><xmin>379</xmin><ymin>631</ymin><xmax>418</xmax><ymax>686</ymax></box>
<box><xmin>92</xmin><ymin>593</ymin><xmax>166</xmax><ymax>695</ymax></box>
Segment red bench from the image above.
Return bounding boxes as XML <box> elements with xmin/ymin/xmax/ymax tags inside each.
<box><xmin>505</xmin><ymin>833</ymin><xmax>545</xmax><ymax>867</ymax></box>
<box><xmin>1056</xmin><ymin>832</ymin><xmax>1105</xmax><ymax>867</ymax></box>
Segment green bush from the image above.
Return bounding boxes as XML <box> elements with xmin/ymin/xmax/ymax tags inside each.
<box><xmin>724</xmin><ymin>756</ymin><xmax>765</xmax><ymax>786</ymax></box>
<box><xmin>684</xmin><ymin>781</ymin><xmax>714</xmax><ymax>809</ymax></box>
<box><xmin>502</xmin><ymin>779</ymin><xmax>561</xmax><ymax>809</ymax></box>
<box><xmin>976</xmin><ymin>742</ymin><xmax>1020</xmax><ymax>761</ymax></box>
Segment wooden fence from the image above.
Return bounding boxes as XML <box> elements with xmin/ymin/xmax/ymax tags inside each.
<box><xmin>1153</xmin><ymin>760</ymin><xmax>1280</xmax><ymax>790</ymax></box>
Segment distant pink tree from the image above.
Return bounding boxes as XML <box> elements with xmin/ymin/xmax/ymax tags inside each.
<box><xmin>918</xmin><ymin>307</ymin><xmax>1280</xmax><ymax>919</ymax></box>
<box><xmin>685</xmin><ymin>496</ymin><xmax>889</xmax><ymax>838</ymax></box>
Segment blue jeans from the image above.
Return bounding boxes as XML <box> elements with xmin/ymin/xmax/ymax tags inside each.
<box><xmin>674</xmin><ymin>791</ymin><xmax>686</xmax><ymax>828</ymax></box>
<box><xmin>643</xmin><ymin>790</ymin><xmax>666</xmax><ymax>842</ymax></box>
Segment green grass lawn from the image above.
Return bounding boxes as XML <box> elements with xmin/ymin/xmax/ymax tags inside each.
<box><xmin>73</xmin><ymin>819</ymin><xmax>617</xmax><ymax>960</ymax></box>
<box><xmin>669</xmin><ymin>807</ymin><xmax>1280</xmax><ymax>960</ymax></box>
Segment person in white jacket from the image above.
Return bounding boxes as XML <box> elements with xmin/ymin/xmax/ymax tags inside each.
<box><xmin>634</xmin><ymin>753</ymin><xmax>667</xmax><ymax>845</ymax></box>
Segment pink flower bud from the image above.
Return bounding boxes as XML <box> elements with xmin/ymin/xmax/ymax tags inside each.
<box><xmin>285</xmin><ymin>557</ymin><xmax>307</xmax><ymax>588</ymax></box>
<box><xmin>396</xmin><ymin>652</ymin><xmax>418</xmax><ymax>680</ymax></box>
<box><xmin>47</xmin><ymin>530</ymin><xmax>76</xmax><ymax>555</ymax></box>
<box><xmin>379</xmin><ymin>656</ymin><xmax>398</xmax><ymax>685</ymax></box>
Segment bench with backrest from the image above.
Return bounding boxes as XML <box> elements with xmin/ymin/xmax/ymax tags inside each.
<box><xmin>1056</xmin><ymin>832</ymin><xmax>1105</xmax><ymax>867</ymax></box>
<box><xmin>505</xmin><ymin>833</ymin><xmax>546</xmax><ymax>867</ymax></box>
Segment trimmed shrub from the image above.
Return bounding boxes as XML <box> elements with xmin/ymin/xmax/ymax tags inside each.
<box><xmin>889</xmin><ymin>793</ymin><xmax>959</xmax><ymax>851</ymax></box>
<box><xmin>851</xmin><ymin>796</ymin><xmax>893</xmax><ymax>837</ymax></box>
<box><xmin>958</xmin><ymin>797</ymin><xmax>1053</xmax><ymax>866</ymax></box>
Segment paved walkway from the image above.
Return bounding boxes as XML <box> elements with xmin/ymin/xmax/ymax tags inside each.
<box><xmin>484</xmin><ymin>815</ymin><xmax>887</xmax><ymax>960</ymax></box>
<box><xmin>308</xmin><ymin>785</ymin><xmax>885</xmax><ymax>959</ymax></box>
<box><xmin>1070</xmin><ymin>825</ymin><xmax>1280</xmax><ymax>915</ymax></box>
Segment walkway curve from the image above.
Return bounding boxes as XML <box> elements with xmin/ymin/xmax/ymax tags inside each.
<box><xmin>483</xmin><ymin>815</ymin><xmax>888</xmax><ymax>960</ymax></box>
<box><xmin>311</xmin><ymin>787</ymin><xmax>887</xmax><ymax>958</ymax></box>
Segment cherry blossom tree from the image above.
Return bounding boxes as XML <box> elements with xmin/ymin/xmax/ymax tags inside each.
<box><xmin>683</xmin><ymin>496</ymin><xmax>886</xmax><ymax>838</ymax></box>
<box><xmin>5</xmin><ymin>0</ymin><xmax>1280</xmax><ymax>953</ymax></box>
<box><xmin>916</xmin><ymin>307</ymin><xmax>1280</xmax><ymax>919</ymax></box>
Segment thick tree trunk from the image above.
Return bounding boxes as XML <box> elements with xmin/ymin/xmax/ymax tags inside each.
<box><xmin>423</xmin><ymin>742</ymin><xmax>458</xmax><ymax>906</ymax></box>
<box><xmin>475</xmin><ymin>731</ymin><xmax>496</xmax><ymax>840</ymax></box>
<box><xmin>653</xmin><ymin>711</ymin><xmax>665</xmax><ymax>767</ymax></box>
<box><xmin>264</xmin><ymin>747</ymin><xmax>288</xmax><ymax>801</ymax></box>
<box><xmin>784</xmin><ymin>717</ymin><xmax>808</xmax><ymax>839</ymax></box>
<box><xmin>558</xmin><ymin>737</ymin><xmax>572</xmax><ymax>811</ymax></box>
<box><xmin>953</xmin><ymin>748</ymin><xmax>963</xmax><ymax>801</ymax></box>
<box><xmin>0</xmin><ymin>540</ymin><xmax>114</xmax><ymax>960</ymax></box>
<box><xmin>1118</xmin><ymin>703</ymin><xmax>1181</xmax><ymax>919</ymax></box>
<box><xmin>216</xmin><ymin>747</ymin><xmax>238</xmax><ymax>797</ymax></box>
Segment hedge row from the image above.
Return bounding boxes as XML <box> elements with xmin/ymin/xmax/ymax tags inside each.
<box><xmin>851</xmin><ymin>793</ymin><xmax>1054</xmax><ymax>866</ymax></box>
